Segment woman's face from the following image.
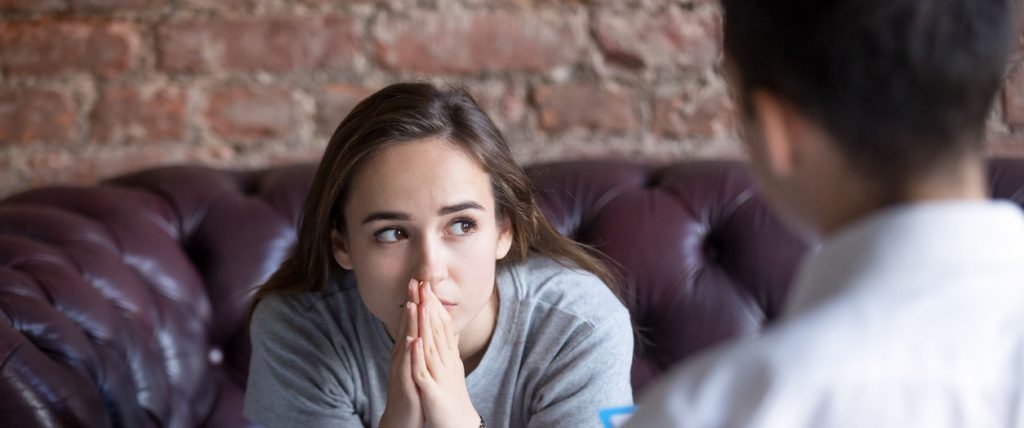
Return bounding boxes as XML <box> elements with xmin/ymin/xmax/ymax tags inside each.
<box><xmin>331</xmin><ymin>138</ymin><xmax>513</xmax><ymax>339</ymax></box>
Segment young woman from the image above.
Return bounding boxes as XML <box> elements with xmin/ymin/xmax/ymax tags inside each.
<box><xmin>243</xmin><ymin>83</ymin><xmax>634</xmax><ymax>427</ymax></box>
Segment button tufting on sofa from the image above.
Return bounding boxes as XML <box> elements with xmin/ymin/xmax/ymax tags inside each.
<box><xmin>1</xmin><ymin>159</ymin><xmax>1022</xmax><ymax>427</ymax></box>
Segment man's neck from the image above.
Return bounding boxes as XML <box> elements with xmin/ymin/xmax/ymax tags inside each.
<box><xmin>818</xmin><ymin>156</ymin><xmax>987</xmax><ymax>237</ymax></box>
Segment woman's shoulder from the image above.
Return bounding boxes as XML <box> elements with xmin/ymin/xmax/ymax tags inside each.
<box><xmin>508</xmin><ymin>254</ymin><xmax>602</xmax><ymax>287</ymax></box>
<box><xmin>250</xmin><ymin>273</ymin><xmax>360</xmax><ymax>328</ymax></box>
<box><xmin>505</xmin><ymin>254</ymin><xmax>627</xmax><ymax>323</ymax></box>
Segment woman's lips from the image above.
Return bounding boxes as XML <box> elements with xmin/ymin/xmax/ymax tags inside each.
<box><xmin>398</xmin><ymin>299</ymin><xmax>456</xmax><ymax>312</ymax></box>
<box><xmin>439</xmin><ymin>300</ymin><xmax>457</xmax><ymax>312</ymax></box>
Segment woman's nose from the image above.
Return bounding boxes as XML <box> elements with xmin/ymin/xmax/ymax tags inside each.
<box><xmin>412</xmin><ymin>236</ymin><xmax>448</xmax><ymax>285</ymax></box>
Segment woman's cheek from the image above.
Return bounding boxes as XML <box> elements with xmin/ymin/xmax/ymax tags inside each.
<box><xmin>456</xmin><ymin>238</ymin><xmax>498</xmax><ymax>303</ymax></box>
<box><xmin>461</xmin><ymin>228</ymin><xmax>498</xmax><ymax>257</ymax></box>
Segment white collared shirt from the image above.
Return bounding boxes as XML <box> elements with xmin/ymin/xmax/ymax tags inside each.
<box><xmin>627</xmin><ymin>200</ymin><xmax>1024</xmax><ymax>428</ymax></box>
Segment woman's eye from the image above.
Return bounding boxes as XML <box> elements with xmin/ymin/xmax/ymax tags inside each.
<box><xmin>448</xmin><ymin>219</ymin><xmax>477</xmax><ymax>236</ymax></box>
<box><xmin>374</xmin><ymin>228</ymin><xmax>406</xmax><ymax>243</ymax></box>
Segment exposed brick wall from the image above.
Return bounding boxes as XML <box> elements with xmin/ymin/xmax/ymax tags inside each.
<box><xmin>0</xmin><ymin>0</ymin><xmax>1022</xmax><ymax>197</ymax></box>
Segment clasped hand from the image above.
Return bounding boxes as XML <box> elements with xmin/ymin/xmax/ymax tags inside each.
<box><xmin>379</xmin><ymin>279</ymin><xmax>480</xmax><ymax>428</ymax></box>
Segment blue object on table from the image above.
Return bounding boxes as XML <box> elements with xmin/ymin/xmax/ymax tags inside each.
<box><xmin>599</xmin><ymin>405</ymin><xmax>636</xmax><ymax>428</ymax></box>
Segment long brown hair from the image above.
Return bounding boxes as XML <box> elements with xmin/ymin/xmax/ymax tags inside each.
<box><xmin>251</xmin><ymin>82</ymin><xmax>619</xmax><ymax>311</ymax></box>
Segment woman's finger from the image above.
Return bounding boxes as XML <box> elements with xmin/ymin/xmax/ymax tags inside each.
<box><xmin>408</xmin><ymin>279</ymin><xmax>421</xmax><ymax>306</ymax></box>
<box><xmin>432</xmin><ymin>285</ymin><xmax>458</xmax><ymax>356</ymax></box>
<box><xmin>389</xmin><ymin>342</ymin><xmax>402</xmax><ymax>374</ymax></box>
<box><xmin>387</xmin><ymin>305</ymin><xmax>411</xmax><ymax>376</ymax></box>
<box><xmin>401</xmin><ymin>336</ymin><xmax>415</xmax><ymax>381</ymax></box>
<box><xmin>389</xmin><ymin>301</ymin><xmax>409</xmax><ymax>370</ymax></box>
<box><xmin>406</xmin><ymin>302</ymin><xmax>419</xmax><ymax>342</ymax></box>
<box><xmin>411</xmin><ymin>338</ymin><xmax>435</xmax><ymax>391</ymax></box>
<box><xmin>399</xmin><ymin>337</ymin><xmax>421</xmax><ymax>404</ymax></box>
<box><xmin>441</xmin><ymin>306</ymin><xmax>458</xmax><ymax>354</ymax></box>
<box><xmin>426</xmin><ymin>285</ymin><xmax>451</xmax><ymax>363</ymax></box>
<box><xmin>427</xmin><ymin>283</ymin><xmax>458</xmax><ymax>356</ymax></box>
<box><xmin>418</xmin><ymin>288</ymin><xmax>436</xmax><ymax>359</ymax></box>
<box><xmin>396</xmin><ymin>301</ymin><xmax>407</xmax><ymax>340</ymax></box>
<box><xmin>418</xmin><ymin>280</ymin><xmax>431</xmax><ymax>309</ymax></box>
<box><xmin>420</xmin><ymin>284</ymin><xmax>449</xmax><ymax>375</ymax></box>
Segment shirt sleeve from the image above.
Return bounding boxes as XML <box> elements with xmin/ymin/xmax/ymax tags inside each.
<box><xmin>243</xmin><ymin>295</ymin><xmax>366</xmax><ymax>428</ymax></box>
<box><xmin>526</xmin><ymin>300</ymin><xmax>635</xmax><ymax>428</ymax></box>
<box><xmin>624</xmin><ymin>344</ymin><xmax>775</xmax><ymax>428</ymax></box>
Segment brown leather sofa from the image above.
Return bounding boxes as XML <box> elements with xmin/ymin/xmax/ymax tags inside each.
<box><xmin>2</xmin><ymin>159</ymin><xmax>1022</xmax><ymax>427</ymax></box>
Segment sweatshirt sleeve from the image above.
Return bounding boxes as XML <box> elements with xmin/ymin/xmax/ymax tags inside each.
<box><xmin>243</xmin><ymin>295</ymin><xmax>366</xmax><ymax>428</ymax></box>
<box><xmin>526</xmin><ymin>297</ymin><xmax>635</xmax><ymax>428</ymax></box>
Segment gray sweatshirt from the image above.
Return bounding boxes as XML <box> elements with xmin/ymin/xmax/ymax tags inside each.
<box><xmin>244</xmin><ymin>255</ymin><xmax>634</xmax><ymax>428</ymax></box>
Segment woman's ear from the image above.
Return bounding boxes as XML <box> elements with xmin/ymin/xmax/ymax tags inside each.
<box><xmin>330</xmin><ymin>230</ymin><xmax>353</xmax><ymax>270</ymax></box>
<box><xmin>495</xmin><ymin>216</ymin><xmax>513</xmax><ymax>261</ymax></box>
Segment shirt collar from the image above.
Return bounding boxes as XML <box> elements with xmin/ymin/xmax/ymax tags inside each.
<box><xmin>784</xmin><ymin>200</ymin><xmax>1024</xmax><ymax>315</ymax></box>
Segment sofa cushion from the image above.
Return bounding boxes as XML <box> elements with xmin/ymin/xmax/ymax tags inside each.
<box><xmin>1</xmin><ymin>159</ymin><xmax>1021</xmax><ymax>426</ymax></box>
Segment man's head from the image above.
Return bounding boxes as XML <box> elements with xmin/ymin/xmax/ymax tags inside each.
<box><xmin>722</xmin><ymin>0</ymin><xmax>1016</xmax><ymax>234</ymax></box>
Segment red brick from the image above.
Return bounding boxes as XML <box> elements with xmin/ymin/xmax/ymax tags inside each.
<box><xmin>68</xmin><ymin>0</ymin><xmax>169</xmax><ymax>11</ymax></box>
<box><xmin>461</xmin><ymin>0</ymin><xmax>565</xmax><ymax>6</ymax></box>
<box><xmin>315</xmin><ymin>84</ymin><xmax>376</xmax><ymax>136</ymax></box>
<box><xmin>3</xmin><ymin>143</ymin><xmax>240</xmax><ymax>197</ymax></box>
<box><xmin>23</xmin><ymin>146</ymin><xmax>179</xmax><ymax>189</ymax></box>
<box><xmin>0</xmin><ymin>19</ymin><xmax>140</xmax><ymax>77</ymax></box>
<box><xmin>1006</xmin><ymin>64</ymin><xmax>1024</xmax><ymax>127</ymax></box>
<box><xmin>0</xmin><ymin>0</ymin><xmax>66</xmax><ymax>13</ymax></box>
<box><xmin>90</xmin><ymin>147</ymin><xmax>176</xmax><ymax>179</ymax></box>
<box><xmin>595</xmin><ymin>6</ymin><xmax>721</xmax><ymax>70</ymax></box>
<box><xmin>91</xmin><ymin>83</ymin><xmax>188</xmax><ymax>144</ymax></box>
<box><xmin>158</xmin><ymin>15</ymin><xmax>360</xmax><ymax>74</ymax></box>
<box><xmin>267</xmin><ymin>145</ymin><xmax>328</xmax><ymax>165</ymax></box>
<box><xmin>652</xmin><ymin>87</ymin><xmax>736</xmax><ymax>140</ymax></box>
<box><xmin>373</xmin><ymin>11</ymin><xmax>585</xmax><ymax>74</ymax></box>
<box><xmin>588</xmin><ymin>0</ymin><xmax>716</xmax><ymax>4</ymax></box>
<box><xmin>205</xmin><ymin>86</ymin><xmax>303</xmax><ymax>143</ymax></box>
<box><xmin>25</xmin><ymin>151</ymin><xmax>99</xmax><ymax>186</ymax></box>
<box><xmin>466</xmin><ymin>81</ymin><xmax>527</xmax><ymax>127</ymax></box>
<box><xmin>182</xmin><ymin>0</ymin><xmax>252</xmax><ymax>10</ymax></box>
<box><xmin>531</xmin><ymin>84</ymin><xmax>638</xmax><ymax>134</ymax></box>
<box><xmin>0</xmin><ymin>87</ymin><xmax>78</xmax><ymax>146</ymax></box>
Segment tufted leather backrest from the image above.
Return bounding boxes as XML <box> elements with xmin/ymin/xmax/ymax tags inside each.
<box><xmin>528</xmin><ymin>161</ymin><xmax>809</xmax><ymax>390</ymax></box>
<box><xmin>1</xmin><ymin>159</ymin><xmax>1022</xmax><ymax>427</ymax></box>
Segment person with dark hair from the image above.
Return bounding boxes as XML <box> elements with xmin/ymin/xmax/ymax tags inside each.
<box><xmin>628</xmin><ymin>0</ymin><xmax>1023</xmax><ymax>426</ymax></box>
<box><xmin>242</xmin><ymin>83</ymin><xmax>633</xmax><ymax>427</ymax></box>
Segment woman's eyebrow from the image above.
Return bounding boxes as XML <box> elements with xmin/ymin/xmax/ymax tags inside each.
<box><xmin>362</xmin><ymin>211</ymin><xmax>410</xmax><ymax>224</ymax></box>
<box><xmin>439</xmin><ymin>201</ymin><xmax>484</xmax><ymax>215</ymax></box>
<box><xmin>361</xmin><ymin>202</ymin><xmax>483</xmax><ymax>224</ymax></box>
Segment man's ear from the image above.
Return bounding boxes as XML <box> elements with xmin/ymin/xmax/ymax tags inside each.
<box><xmin>750</xmin><ymin>90</ymin><xmax>799</xmax><ymax>178</ymax></box>
<box><xmin>330</xmin><ymin>229</ymin><xmax>353</xmax><ymax>270</ymax></box>
<box><xmin>495</xmin><ymin>216</ymin><xmax>513</xmax><ymax>261</ymax></box>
